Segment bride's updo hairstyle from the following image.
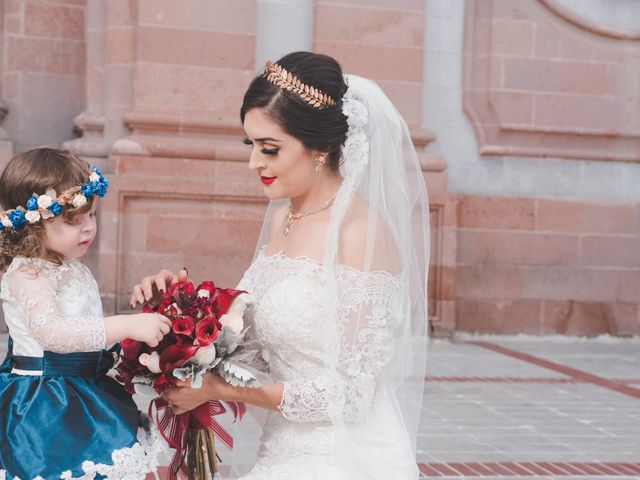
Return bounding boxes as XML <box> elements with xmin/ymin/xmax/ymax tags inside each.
<box><xmin>241</xmin><ymin>51</ymin><xmax>349</xmax><ymax>172</ymax></box>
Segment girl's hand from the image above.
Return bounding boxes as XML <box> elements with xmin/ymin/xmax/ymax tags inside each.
<box><xmin>130</xmin><ymin>268</ymin><xmax>190</xmax><ymax>308</ymax></box>
<box><xmin>128</xmin><ymin>313</ymin><xmax>172</xmax><ymax>347</ymax></box>
<box><xmin>163</xmin><ymin>373</ymin><xmax>234</xmax><ymax>415</ymax></box>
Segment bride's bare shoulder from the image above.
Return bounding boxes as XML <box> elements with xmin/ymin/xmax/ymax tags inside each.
<box><xmin>339</xmin><ymin>196</ymin><xmax>397</xmax><ymax>272</ymax></box>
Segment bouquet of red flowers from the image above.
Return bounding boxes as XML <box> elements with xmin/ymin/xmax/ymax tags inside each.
<box><xmin>115</xmin><ymin>280</ymin><xmax>259</xmax><ymax>480</ymax></box>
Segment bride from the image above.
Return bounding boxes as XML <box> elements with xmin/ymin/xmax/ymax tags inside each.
<box><xmin>131</xmin><ymin>51</ymin><xmax>430</xmax><ymax>479</ymax></box>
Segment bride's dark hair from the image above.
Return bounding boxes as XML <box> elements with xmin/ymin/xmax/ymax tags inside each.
<box><xmin>240</xmin><ymin>51</ymin><xmax>349</xmax><ymax>171</ymax></box>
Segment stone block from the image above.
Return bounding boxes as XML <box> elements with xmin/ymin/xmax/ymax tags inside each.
<box><xmin>25</xmin><ymin>2</ymin><xmax>84</xmax><ymax>40</ymax></box>
<box><xmin>315</xmin><ymin>3</ymin><xmax>423</xmax><ymax>48</ymax></box>
<box><xmin>457</xmin><ymin>195</ymin><xmax>535</xmax><ymax>230</ymax></box>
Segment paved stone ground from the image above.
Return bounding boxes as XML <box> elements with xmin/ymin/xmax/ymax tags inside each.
<box><xmin>418</xmin><ymin>335</ymin><xmax>640</xmax><ymax>479</ymax></box>
<box><xmin>1</xmin><ymin>334</ymin><xmax>638</xmax><ymax>479</ymax></box>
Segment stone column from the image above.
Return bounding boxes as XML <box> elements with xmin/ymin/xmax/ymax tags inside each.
<box><xmin>67</xmin><ymin>0</ymin><xmax>135</xmax><ymax>158</ymax></box>
<box><xmin>255</xmin><ymin>0</ymin><xmax>314</xmax><ymax>70</ymax></box>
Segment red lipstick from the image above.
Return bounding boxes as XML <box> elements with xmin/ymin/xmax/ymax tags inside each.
<box><xmin>260</xmin><ymin>176</ymin><xmax>276</xmax><ymax>186</ymax></box>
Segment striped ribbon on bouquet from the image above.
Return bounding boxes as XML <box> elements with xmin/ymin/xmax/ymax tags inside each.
<box><xmin>149</xmin><ymin>396</ymin><xmax>246</xmax><ymax>479</ymax></box>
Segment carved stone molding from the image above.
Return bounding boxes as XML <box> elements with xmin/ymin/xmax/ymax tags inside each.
<box><xmin>463</xmin><ymin>0</ymin><xmax>640</xmax><ymax>163</ymax></box>
<box><xmin>114</xmin><ymin>110</ymin><xmax>445</xmax><ymax>172</ymax></box>
<box><xmin>539</xmin><ymin>0</ymin><xmax>640</xmax><ymax>40</ymax></box>
<box><xmin>113</xmin><ymin>191</ymin><xmax>265</xmax><ymax>314</ymax></box>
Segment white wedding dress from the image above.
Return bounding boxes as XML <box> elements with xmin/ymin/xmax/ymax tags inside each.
<box><xmin>225</xmin><ymin>73</ymin><xmax>428</xmax><ymax>480</ymax></box>
<box><xmin>235</xmin><ymin>248</ymin><xmax>419</xmax><ymax>480</ymax></box>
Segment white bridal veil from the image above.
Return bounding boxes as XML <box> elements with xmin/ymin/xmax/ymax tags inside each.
<box><xmin>224</xmin><ymin>74</ymin><xmax>430</xmax><ymax>478</ymax></box>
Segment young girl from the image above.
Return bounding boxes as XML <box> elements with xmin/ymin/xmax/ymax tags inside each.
<box><xmin>0</xmin><ymin>147</ymin><xmax>170</xmax><ymax>480</ymax></box>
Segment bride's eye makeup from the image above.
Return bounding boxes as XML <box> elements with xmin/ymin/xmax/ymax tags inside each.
<box><xmin>261</xmin><ymin>147</ymin><xmax>278</xmax><ymax>156</ymax></box>
<box><xmin>243</xmin><ymin>137</ymin><xmax>278</xmax><ymax>155</ymax></box>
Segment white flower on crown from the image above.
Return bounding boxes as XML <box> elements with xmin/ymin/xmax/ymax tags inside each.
<box><xmin>37</xmin><ymin>194</ymin><xmax>53</xmax><ymax>209</ymax></box>
<box><xmin>1</xmin><ymin>217</ymin><xmax>13</xmax><ymax>228</ymax></box>
<box><xmin>89</xmin><ymin>172</ymin><xmax>100</xmax><ymax>183</ymax></box>
<box><xmin>197</xmin><ymin>289</ymin><xmax>211</xmax><ymax>298</ymax></box>
<box><xmin>72</xmin><ymin>193</ymin><xmax>87</xmax><ymax>208</ymax></box>
<box><xmin>25</xmin><ymin>210</ymin><xmax>41</xmax><ymax>223</ymax></box>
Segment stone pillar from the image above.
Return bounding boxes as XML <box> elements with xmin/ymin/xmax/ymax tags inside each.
<box><xmin>66</xmin><ymin>0</ymin><xmax>135</xmax><ymax>158</ymax></box>
<box><xmin>255</xmin><ymin>0</ymin><xmax>314</xmax><ymax>70</ymax></box>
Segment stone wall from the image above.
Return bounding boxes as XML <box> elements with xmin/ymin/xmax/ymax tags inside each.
<box><xmin>0</xmin><ymin>0</ymin><xmax>638</xmax><ymax>336</ymax></box>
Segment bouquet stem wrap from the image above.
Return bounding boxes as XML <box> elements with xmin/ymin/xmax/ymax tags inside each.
<box><xmin>149</xmin><ymin>397</ymin><xmax>246</xmax><ymax>479</ymax></box>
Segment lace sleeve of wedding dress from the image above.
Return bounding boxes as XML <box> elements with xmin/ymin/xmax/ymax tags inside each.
<box><xmin>2</xmin><ymin>260</ymin><xmax>106</xmax><ymax>353</ymax></box>
<box><xmin>278</xmin><ymin>268</ymin><xmax>401</xmax><ymax>423</ymax></box>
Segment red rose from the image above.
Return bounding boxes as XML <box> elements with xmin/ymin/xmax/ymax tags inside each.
<box><xmin>116</xmin><ymin>338</ymin><xmax>152</xmax><ymax>393</ymax></box>
<box><xmin>173</xmin><ymin>315</ymin><xmax>195</xmax><ymax>337</ymax></box>
<box><xmin>120</xmin><ymin>338</ymin><xmax>146</xmax><ymax>363</ymax></box>
<box><xmin>195</xmin><ymin>316</ymin><xmax>219</xmax><ymax>346</ymax></box>
<box><xmin>196</xmin><ymin>281</ymin><xmax>216</xmax><ymax>298</ymax></box>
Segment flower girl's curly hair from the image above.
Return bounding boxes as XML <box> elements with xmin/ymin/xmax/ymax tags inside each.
<box><xmin>0</xmin><ymin>147</ymin><xmax>95</xmax><ymax>271</ymax></box>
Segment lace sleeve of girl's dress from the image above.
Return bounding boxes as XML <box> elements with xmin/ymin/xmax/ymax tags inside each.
<box><xmin>278</xmin><ymin>269</ymin><xmax>403</xmax><ymax>423</ymax></box>
<box><xmin>3</xmin><ymin>263</ymin><xmax>107</xmax><ymax>353</ymax></box>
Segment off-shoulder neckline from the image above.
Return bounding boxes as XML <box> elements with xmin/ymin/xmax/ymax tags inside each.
<box><xmin>256</xmin><ymin>246</ymin><xmax>401</xmax><ymax>280</ymax></box>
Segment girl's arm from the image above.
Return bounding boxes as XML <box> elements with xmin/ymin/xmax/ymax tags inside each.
<box><xmin>104</xmin><ymin>314</ymin><xmax>172</xmax><ymax>347</ymax></box>
<box><xmin>5</xmin><ymin>265</ymin><xmax>171</xmax><ymax>353</ymax></box>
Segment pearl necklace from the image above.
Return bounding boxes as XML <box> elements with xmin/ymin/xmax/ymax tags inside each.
<box><xmin>282</xmin><ymin>193</ymin><xmax>337</xmax><ymax>236</ymax></box>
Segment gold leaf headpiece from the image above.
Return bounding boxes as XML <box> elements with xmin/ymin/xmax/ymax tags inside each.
<box><xmin>261</xmin><ymin>60</ymin><xmax>336</xmax><ymax>110</ymax></box>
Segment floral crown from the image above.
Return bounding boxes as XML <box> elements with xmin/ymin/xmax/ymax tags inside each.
<box><xmin>261</xmin><ymin>60</ymin><xmax>336</xmax><ymax>109</ymax></box>
<box><xmin>0</xmin><ymin>166</ymin><xmax>108</xmax><ymax>231</ymax></box>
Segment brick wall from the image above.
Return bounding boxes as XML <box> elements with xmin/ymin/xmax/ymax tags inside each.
<box><xmin>0</xmin><ymin>0</ymin><xmax>638</xmax><ymax>336</ymax></box>
<box><xmin>3</xmin><ymin>0</ymin><xmax>86</xmax><ymax>151</ymax></box>
<box><xmin>455</xmin><ymin>196</ymin><xmax>640</xmax><ymax>335</ymax></box>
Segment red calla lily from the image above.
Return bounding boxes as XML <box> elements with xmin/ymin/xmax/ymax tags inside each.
<box><xmin>159</xmin><ymin>343</ymin><xmax>199</xmax><ymax>374</ymax></box>
<box><xmin>172</xmin><ymin>315</ymin><xmax>195</xmax><ymax>337</ymax></box>
<box><xmin>195</xmin><ymin>316</ymin><xmax>219</xmax><ymax>346</ymax></box>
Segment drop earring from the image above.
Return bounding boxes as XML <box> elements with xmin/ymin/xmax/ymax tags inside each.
<box><xmin>315</xmin><ymin>155</ymin><xmax>326</xmax><ymax>173</ymax></box>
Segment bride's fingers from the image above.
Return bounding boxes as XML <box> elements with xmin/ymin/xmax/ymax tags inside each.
<box><xmin>154</xmin><ymin>273</ymin><xmax>167</xmax><ymax>294</ymax></box>
<box><xmin>131</xmin><ymin>285</ymin><xmax>145</xmax><ymax>306</ymax></box>
<box><xmin>140</xmin><ymin>276</ymin><xmax>157</xmax><ymax>301</ymax></box>
<box><xmin>176</xmin><ymin>267</ymin><xmax>189</xmax><ymax>284</ymax></box>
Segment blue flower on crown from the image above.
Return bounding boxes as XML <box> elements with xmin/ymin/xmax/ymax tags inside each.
<box><xmin>0</xmin><ymin>165</ymin><xmax>108</xmax><ymax>232</ymax></box>
<box><xmin>26</xmin><ymin>195</ymin><xmax>38</xmax><ymax>211</ymax></box>
<box><xmin>94</xmin><ymin>181</ymin><xmax>108</xmax><ymax>198</ymax></box>
<box><xmin>48</xmin><ymin>202</ymin><xmax>62</xmax><ymax>216</ymax></box>
<box><xmin>81</xmin><ymin>182</ymin><xmax>95</xmax><ymax>198</ymax></box>
<box><xmin>80</xmin><ymin>166</ymin><xmax>109</xmax><ymax>200</ymax></box>
<box><xmin>8</xmin><ymin>210</ymin><xmax>26</xmax><ymax>229</ymax></box>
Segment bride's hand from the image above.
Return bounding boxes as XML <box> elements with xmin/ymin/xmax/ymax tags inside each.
<box><xmin>129</xmin><ymin>267</ymin><xmax>190</xmax><ymax>308</ymax></box>
<box><xmin>163</xmin><ymin>373</ymin><xmax>234</xmax><ymax>415</ymax></box>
